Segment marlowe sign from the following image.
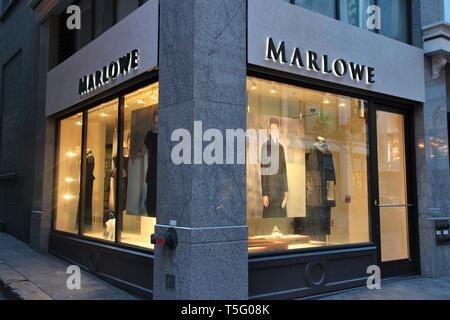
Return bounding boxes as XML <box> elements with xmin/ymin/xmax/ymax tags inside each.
<box><xmin>248</xmin><ymin>0</ymin><xmax>425</xmax><ymax>102</ymax></box>
<box><xmin>266</xmin><ymin>37</ymin><xmax>376</xmax><ymax>85</ymax></box>
<box><xmin>79</xmin><ymin>49</ymin><xmax>139</xmax><ymax>96</ymax></box>
<box><xmin>45</xmin><ymin>0</ymin><xmax>158</xmax><ymax>116</ymax></box>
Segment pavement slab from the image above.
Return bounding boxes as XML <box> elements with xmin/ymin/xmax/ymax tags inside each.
<box><xmin>0</xmin><ymin>233</ymin><xmax>138</xmax><ymax>300</ymax></box>
<box><xmin>321</xmin><ymin>276</ymin><xmax>450</xmax><ymax>300</ymax></box>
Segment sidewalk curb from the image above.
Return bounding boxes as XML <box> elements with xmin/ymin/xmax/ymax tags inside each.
<box><xmin>0</xmin><ymin>260</ymin><xmax>52</xmax><ymax>300</ymax></box>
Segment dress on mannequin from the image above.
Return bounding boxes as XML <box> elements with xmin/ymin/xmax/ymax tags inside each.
<box><xmin>126</xmin><ymin>108</ymin><xmax>153</xmax><ymax>215</ymax></box>
<box><xmin>77</xmin><ymin>150</ymin><xmax>95</xmax><ymax>229</ymax></box>
<box><xmin>304</xmin><ymin>138</ymin><xmax>336</xmax><ymax>239</ymax></box>
<box><xmin>108</xmin><ymin>155</ymin><xmax>129</xmax><ymax>213</ymax></box>
<box><xmin>144</xmin><ymin>130</ymin><xmax>157</xmax><ymax>217</ymax></box>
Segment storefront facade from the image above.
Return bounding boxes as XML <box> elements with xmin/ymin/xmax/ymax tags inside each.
<box><xmin>22</xmin><ymin>0</ymin><xmax>450</xmax><ymax>300</ymax></box>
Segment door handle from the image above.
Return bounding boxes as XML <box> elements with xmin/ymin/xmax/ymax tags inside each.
<box><xmin>374</xmin><ymin>200</ymin><xmax>414</xmax><ymax>208</ymax></box>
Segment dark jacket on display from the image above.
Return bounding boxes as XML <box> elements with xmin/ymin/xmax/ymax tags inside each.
<box><xmin>144</xmin><ymin>131</ymin><xmax>157</xmax><ymax>217</ymax></box>
<box><xmin>261</xmin><ymin>137</ymin><xmax>288</xmax><ymax>218</ymax></box>
<box><xmin>306</xmin><ymin>143</ymin><xmax>336</xmax><ymax>208</ymax></box>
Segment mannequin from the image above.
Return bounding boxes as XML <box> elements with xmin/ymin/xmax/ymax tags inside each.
<box><xmin>77</xmin><ymin>149</ymin><xmax>95</xmax><ymax>229</ymax></box>
<box><xmin>84</xmin><ymin>149</ymin><xmax>95</xmax><ymax>227</ymax></box>
<box><xmin>305</xmin><ymin>136</ymin><xmax>336</xmax><ymax>241</ymax></box>
<box><xmin>261</xmin><ymin>118</ymin><xmax>289</xmax><ymax>219</ymax></box>
<box><xmin>144</xmin><ymin>112</ymin><xmax>158</xmax><ymax>217</ymax></box>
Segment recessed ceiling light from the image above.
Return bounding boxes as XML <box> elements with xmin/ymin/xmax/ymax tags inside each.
<box><xmin>251</xmin><ymin>81</ymin><xmax>257</xmax><ymax>90</ymax></box>
<box><xmin>100</xmin><ymin>113</ymin><xmax>109</xmax><ymax>117</ymax></box>
<box><xmin>66</xmin><ymin>151</ymin><xmax>77</xmax><ymax>158</ymax></box>
<box><xmin>63</xmin><ymin>194</ymin><xmax>74</xmax><ymax>201</ymax></box>
<box><xmin>137</xmin><ymin>99</ymin><xmax>145</xmax><ymax>105</ymax></box>
<box><xmin>270</xmin><ymin>86</ymin><xmax>277</xmax><ymax>94</ymax></box>
<box><xmin>323</xmin><ymin>100</ymin><xmax>330</xmax><ymax>104</ymax></box>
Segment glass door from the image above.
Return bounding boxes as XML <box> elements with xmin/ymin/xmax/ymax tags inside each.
<box><xmin>373</xmin><ymin>107</ymin><xmax>417</xmax><ymax>276</ymax></box>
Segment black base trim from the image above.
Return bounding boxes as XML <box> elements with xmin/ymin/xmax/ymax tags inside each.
<box><xmin>49</xmin><ymin>232</ymin><xmax>154</xmax><ymax>299</ymax></box>
<box><xmin>249</xmin><ymin>246</ymin><xmax>378</xmax><ymax>300</ymax></box>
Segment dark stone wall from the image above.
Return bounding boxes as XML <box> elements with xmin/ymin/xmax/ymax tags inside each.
<box><xmin>0</xmin><ymin>1</ymin><xmax>40</xmax><ymax>243</ymax></box>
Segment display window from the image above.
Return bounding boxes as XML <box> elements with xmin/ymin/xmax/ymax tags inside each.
<box><xmin>120</xmin><ymin>83</ymin><xmax>159</xmax><ymax>249</ymax></box>
<box><xmin>54</xmin><ymin>82</ymin><xmax>159</xmax><ymax>250</ymax></box>
<box><xmin>247</xmin><ymin>77</ymin><xmax>370</xmax><ymax>253</ymax></box>
<box><xmin>55</xmin><ymin>113</ymin><xmax>83</xmax><ymax>234</ymax></box>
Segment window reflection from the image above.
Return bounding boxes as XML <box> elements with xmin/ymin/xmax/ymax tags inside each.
<box><xmin>294</xmin><ymin>0</ymin><xmax>336</xmax><ymax>18</ymax></box>
<box><xmin>339</xmin><ymin>0</ymin><xmax>375</xmax><ymax>30</ymax></box>
<box><xmin>120</xmin><ymin>83</ymin><xmax>159</xmax><ymax>249</ymax></box>
<box><xmin>83</xmin><ymin>99</ymin><xmax>118</xmax><ymax>241</ymax></box>
<box><xmin>247</xmin><ymin>77</ymin><xmax>370</xmax><ymax>253</ymax></box>
<box><xmin>55</xmin><ymin>113</ymin><xmax>83</xmax><ymax>234</ymax></box>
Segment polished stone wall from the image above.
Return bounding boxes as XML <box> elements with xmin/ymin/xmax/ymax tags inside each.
<box><xmin>154</xmin><ymin>0</ymin><xmax>248</xmax><ymax>299</ymax></box>
<box><xmin>0</xmin><ymin>0</ymin><xmax>40</xmax><ymax>243</ymax></box>
<box><xmin>415</xmin><ymin>58</ymin><xmax>450</xmax><ymax>277</ymax></box>
<box><xmin>415</xmin><ymin>0</ymin><xmax>450</xmax><ymax>276</ymax></box>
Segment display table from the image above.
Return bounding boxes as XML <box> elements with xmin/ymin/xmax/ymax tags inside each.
<box><xmin>248</xmin><ymin>234</ymin><xmax>311</xmax><ymax>253</ymax></box>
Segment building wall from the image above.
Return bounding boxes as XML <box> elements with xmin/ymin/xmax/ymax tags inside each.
<box><xmin>1</xmin><ymin>0</ymin><xmax>448</xmax><ymax>299</ymax></box>
<box><xmin>0</xmin><ymin>1</ymin><xmax>40</xmax><ymax>243</ymax></box>
<box><xmin>415</xmin><ymin>0</ymin><xmax>450</xmax><ymax>277</ymax></box>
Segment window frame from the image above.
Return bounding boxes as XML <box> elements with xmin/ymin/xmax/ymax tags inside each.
<box><xmin>57</xmin><ymin>0</ymin><xmax>148</xmax><ymax>64</ymax></box>
<box><xmin>246</xmin><ymin>64</ymin><xmax>418</xmax><ymax>258</ymax></box>
<box><xmin>52</xmin><ymin>74</ymin><xmax>158</xmax><ymax>254</ymax></box>
<box><xmin>289</xmin><ymin>0</ymin><xmax>412</xmax><ymax>44</ymax></box>
<box><xmin>246</xmin><ymin>73</ymin><xmax>373</xmax><ymax>257</ymax></box>
<box><xmin>0</xmin><ymin>0</ymin><xmax>16</xmax><ymax>21</ymax></box>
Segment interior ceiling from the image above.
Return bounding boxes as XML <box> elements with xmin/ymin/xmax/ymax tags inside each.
<box><xmin>247</xmin><ymin>77</ymin><xmax>357</xmax><ymax>107</ymax></box>
<box><xmin>86</xmin><ymin>83</ymin><xmax>160</xmax><ymax>125</ymax></box>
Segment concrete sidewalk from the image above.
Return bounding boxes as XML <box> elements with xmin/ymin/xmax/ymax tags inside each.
<box><xmin>320</xmin><ymin>275</ymin><xmax>450</xmax><ymax>300</ymax></box>
<box><xmin>0</xmin><ymin>233</ymin><xmax>137</xmax><ymax>300</ymax></box>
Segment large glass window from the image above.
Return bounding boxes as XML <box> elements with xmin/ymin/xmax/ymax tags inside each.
<box><xmin>75</xmin><ymin>0</ymin><xmax>93</xmax><ymax>50</ymax></box>
<box><xmin>247</xmin><ymin>77</ymin><xmax>370</xmax><ymax>253</ymax></box>
<box><xmin>54</xmin><ymin>83</ymin><xmax>159</xmax><ymax>249</ymax></box>
<box><xmin>378</xmin><ymin>0</ymin><xmax>409</xmax><ymax>43</ymax></box>
<box><xmin>94</xmin><ymin>0</ymin><xmax>114</xmax><ymax>38</ymax></box>
<box><xmin>119</xmin><ymin>83</ymin><xmax>159</xmax><ymax>249</ymax></box>
<box><xmin>294</xmin><ymin>0</ymin><xmax>336</xmax><ymax>18</ymax></box>
<box><xmin>339</xmin><ymin>0</ymin><xmax>375</xmax><ymax>30</ymax></box>
<box><xmin>117</xmin><ymin>0</ymin><xmax>140</xmax><ymax>22</ymax></box>
<box><xmin>55</xmin><ymin>113</ymin><xmax>83</xmax><ymax>234</ymax></box>
<box><xmin>83</xmin><ymin>99</ymin><xmax>118</xmax><ymax>241</ymax></box>
<box><xmin>57</xmin><ymin>0</ymin><xmax>148</xmax><ymax>64</ymax></box>
<box><xmin>286</xmin><ymin>0</ymin><xmax>410</xmax><ymax>43</ymax></box>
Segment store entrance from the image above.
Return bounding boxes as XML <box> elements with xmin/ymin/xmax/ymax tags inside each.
<box><xmin>372</xmin><ymin>106</ymin><xmax>418</xmax><ymax>277</ymax></box>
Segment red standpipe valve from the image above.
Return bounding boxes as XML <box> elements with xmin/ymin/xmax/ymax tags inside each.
<box><xmin>151</xmin><ymin>228</ymin><xmax>178</xmax><ymax>250</ymax></box>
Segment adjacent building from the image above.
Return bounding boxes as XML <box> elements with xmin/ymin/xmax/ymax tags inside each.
<box><xmin>1</xmin><ymin>0</ymin><xmax>449</xmax><ymax>299</ymax></box>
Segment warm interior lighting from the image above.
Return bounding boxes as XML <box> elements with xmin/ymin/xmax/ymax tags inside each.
<box><xmin>76</xmin><ymin>121</ymin><xmax>83</xmax><ymax>126</ymax></box>
<box><xmin>66</xmin><ymin>151</ymin><xmax>77</xmax><ymax>158</ymax></box>
<box><xmin>270</xmin><ymin>86</ymin><xmax>277</xmax><ymax>94</ymax></box>
<box><xmin>150</xmin><ymin>91</ymin><xmax>156</xmax><ymax>100</ymax></box>
<box><xmin>65</xmin><ymin>177</ymin><xmax>74</xmax><ymax>183</ymax></box>
<box><xmin>63</xmin><ymin>194</ymin><xmax>74</xmax><ymax>201</ymax></box>
<box><xmin>251</xmin><ymin>82</ymin><xmax>257</xmax><ymax>90</ymax></box>
<box><xmin>100</xmin><ymin>113</ymin><xmax>109</xmax><ymax>117</ymax></box>
<box><xmin>137</xmin><ymin>99</ymin><xmax>145</xmax><ymax>105</ymax></box>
